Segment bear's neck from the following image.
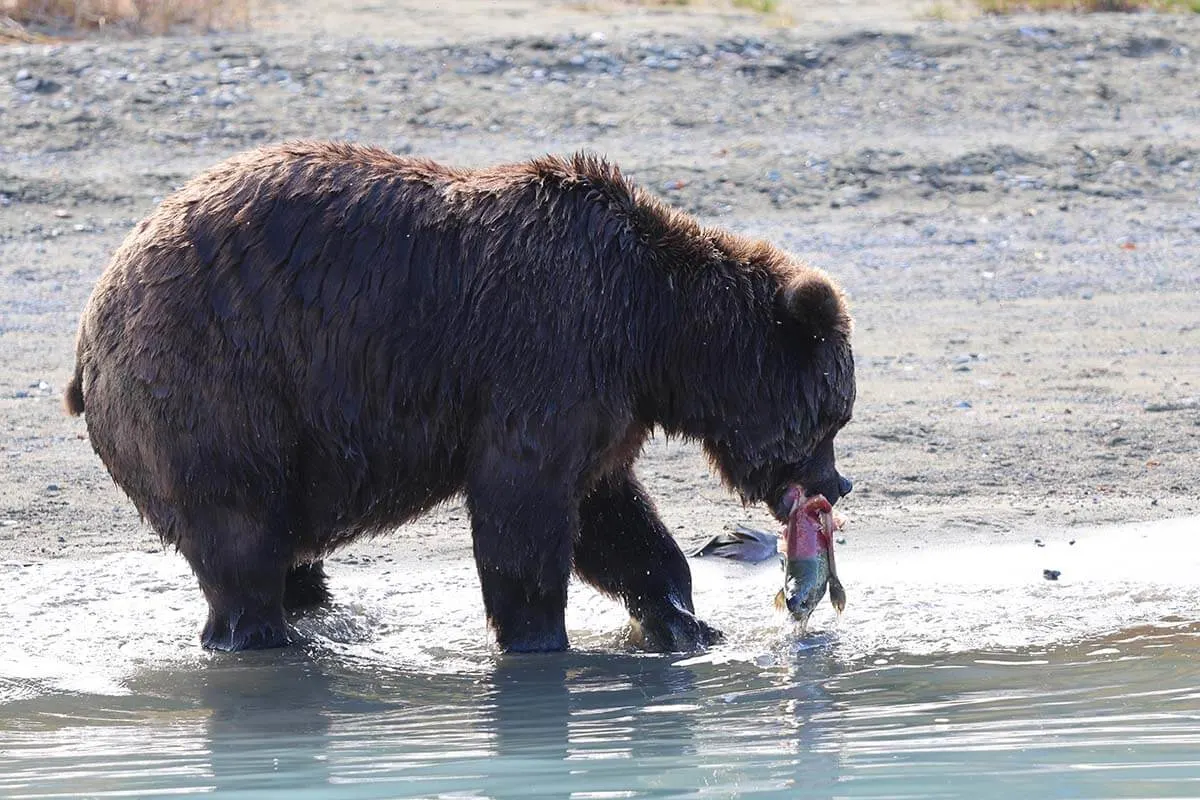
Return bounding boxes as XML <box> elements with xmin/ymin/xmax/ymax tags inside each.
<box><xmin>633</xmin><ymin>256</ymin><xmax>775</xmax><ymax>441</ymax></box>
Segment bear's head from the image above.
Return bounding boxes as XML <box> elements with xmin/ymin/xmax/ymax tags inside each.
<box><xmin>703</xmin><ymin>267</ymin><xmax>856</xmax><ymax>522</ymax></box>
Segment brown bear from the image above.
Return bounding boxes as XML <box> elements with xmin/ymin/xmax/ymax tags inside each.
<box><xmin>65</xmin><ymin>141</ymin><xmax>855</xmax><ymax>654</ymax></box>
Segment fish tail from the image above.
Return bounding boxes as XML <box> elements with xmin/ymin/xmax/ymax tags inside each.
<box><xmin>774</xmin><ymin>588</ymin><xmax>786</xmax><ymax>612</ymax></box>
<box><xmin>829</xmin><ymin>577</ymin><xmax>847</xmax><ymax>615</ymax></box>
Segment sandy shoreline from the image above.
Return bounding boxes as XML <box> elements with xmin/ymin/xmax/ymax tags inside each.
<box><xmin>1</xmin><ymin>1</ymin><xmax>1197</xmax><ymax>567</ymax></box>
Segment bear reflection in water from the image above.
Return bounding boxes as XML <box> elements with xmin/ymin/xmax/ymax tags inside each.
<box><xmin>127</xmin><ymin>649</ymin><xmax>842</xmax><ymax>798</ymax></box>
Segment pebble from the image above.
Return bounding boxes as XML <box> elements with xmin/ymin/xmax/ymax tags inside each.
<box><xmin>1043</xmin><ymin>569</ymin><xmax>1061</xmax><ymax>581</ymax></box>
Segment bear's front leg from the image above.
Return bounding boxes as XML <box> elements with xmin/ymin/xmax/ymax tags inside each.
<box><xmin>575</xmin><ymin>470</ymin><xmax>723</xmax><ymax>653</ymax></box>
<box><xmin>467</xmin><ymin>462</ymin><xmax>574</xmax><ymax>653</ymax></box>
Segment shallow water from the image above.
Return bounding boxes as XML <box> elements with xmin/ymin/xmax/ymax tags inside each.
<box><xmin>2</xmin><ymin>517</ymin><xmax>1198</xmax><ymax>799</ymax></box>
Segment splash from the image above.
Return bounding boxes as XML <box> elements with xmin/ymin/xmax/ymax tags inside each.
<box><xmin>1</xmin><ymin>517</ymin><xmax>1197</xmax><ymax>698</ymax></box>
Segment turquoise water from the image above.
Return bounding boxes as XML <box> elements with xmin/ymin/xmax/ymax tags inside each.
<box><xmin>2</xmin><ymin>518</ymin><xmax>1198</xmax><ymax>798</ymax></box>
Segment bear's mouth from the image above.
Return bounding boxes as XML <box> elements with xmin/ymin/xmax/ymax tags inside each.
<box><xmin>769</xmin><ymin>484</ymin><xmax>807</xmax><ymax>523</ymax></box>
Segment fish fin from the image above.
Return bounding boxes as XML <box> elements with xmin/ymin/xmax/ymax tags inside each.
<box><xmin>691</xmin><ymin>528</ymin><xmax>777</xmax><ymax>561</ymax></box>
<box><xmin>829</xmin><ymin>577</ymin><xmax>846</xmax><ymax>615</ymax></box>
<box><xmin>774</xmin><ymin>589</ymin><xmax>786</xmax><ymax>612</ymax></box>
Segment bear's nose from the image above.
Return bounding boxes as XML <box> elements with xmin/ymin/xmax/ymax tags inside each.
<box><xmin>838</xmin><ymin>475</ymin><xmax>854</xmax><ymax>497</ymax></box>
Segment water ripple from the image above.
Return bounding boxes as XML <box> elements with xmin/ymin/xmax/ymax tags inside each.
<box><xmin>1</xmin><ymin>518</ymin><xmax>1198</xmax><ymax>797</ymax></box>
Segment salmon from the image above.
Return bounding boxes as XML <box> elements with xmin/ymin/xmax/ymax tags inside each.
<box><xmin>774</xmin><ymin>490</ymin><xmax>846</xmax><ymax>629</ymax></box>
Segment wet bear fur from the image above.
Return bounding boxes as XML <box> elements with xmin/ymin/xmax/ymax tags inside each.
<box><xmin>65</xmin><ymin>141</ymin><xmax>856</xmax><ymax>653</ymax></box>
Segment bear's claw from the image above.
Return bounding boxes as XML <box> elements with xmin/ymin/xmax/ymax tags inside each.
<box><xmin>200</xmin><ymin>608</ymin><xmax>292</xmax><ymax>652</ymax></box>
<box><xmin>630</xmin><ymin>603</ymin><xmax>723</xmax><ymax>653</ymax></box>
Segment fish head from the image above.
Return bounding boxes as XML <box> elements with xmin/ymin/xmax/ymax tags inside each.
<box><xmin>782</xmin><ymin>555</ymin><xmax>828</xmax><ymax>627</ymax></box>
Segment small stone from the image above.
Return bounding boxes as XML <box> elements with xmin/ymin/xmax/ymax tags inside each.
<box><xmin>1034</xmin><ymin>538</ymin><xmax>1044</xmax><ymax>547</ymax></box>
<box><xmin>46</xmin><ymin>484</ymin><xmax>60</xmax><ymax>492</ymax></box>
<box><xmin>1043</xmin><ymin>569</ymin><xmax>1061</xmax><ymax>581</ymax></box>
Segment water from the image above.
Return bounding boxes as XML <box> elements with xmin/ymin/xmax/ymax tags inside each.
<box><xmin>2</xmin><ymin>517</ymin><xmax>1198</xmax><ymax>799</ymax></box>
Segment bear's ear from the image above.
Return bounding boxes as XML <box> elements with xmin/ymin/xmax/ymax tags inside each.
<box><xmin>777</xmin><ymin>271</ymin><xmax>850</xmax><ymax>338</ymax></box>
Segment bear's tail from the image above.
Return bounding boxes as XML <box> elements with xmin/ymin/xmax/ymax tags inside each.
<box><xmin>64</xmin><ymin>363</ymin><xmax>85</xmax><ymax>416</ymax></box>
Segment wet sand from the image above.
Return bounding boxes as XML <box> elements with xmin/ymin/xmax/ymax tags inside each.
<box><xmin>1</xmin><ymin>0</ymin><xmax>1197</xmax><ymax>568</ymax></box>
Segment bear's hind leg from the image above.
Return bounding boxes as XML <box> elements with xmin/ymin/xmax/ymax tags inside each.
<box><xmin>173</xmin><ymin>505</ymin><xmax>293</xmax><ymax>651</ymax></box>
<box><xmin>284</xmin><ymin>561</ymin><xmax>331</xmax><ymax>612</ymax></box>
<box><xmin>575</xmin><ymin>471</ymin><xmax>723</xmax><ymax>653</ymax></box>
<box><xmin>467</xmin><ymin>465</ymin><xmax>573</xmax><ymax>653</ymax></box>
